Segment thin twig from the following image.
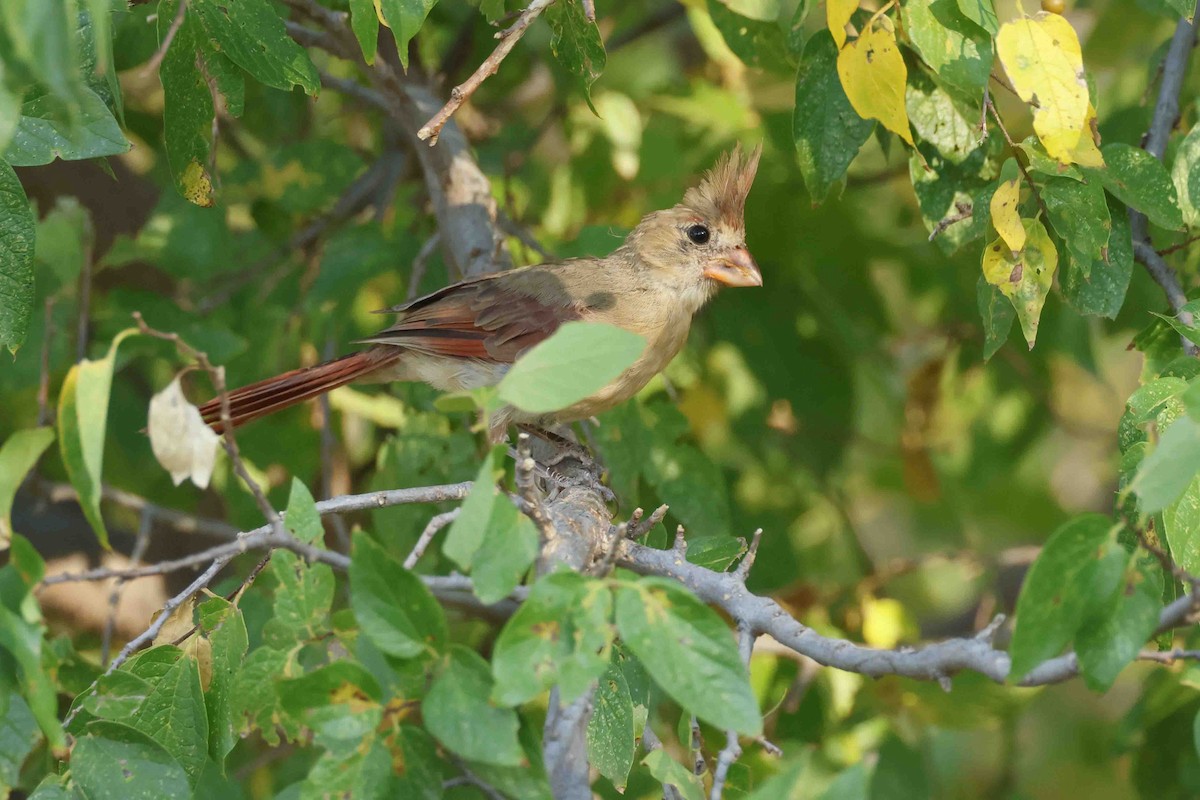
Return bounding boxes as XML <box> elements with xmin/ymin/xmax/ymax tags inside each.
<box><xmin>416</xmin><ymin>0</ymin><xmax>557</xmax><ymax>144</ymax></box>
<box><xmin>985</xmin><ymin>96</ymin><xmax>1050</xmax><ymax>220</ymax></box>
<box><xmin>1157</xmin><ymin>232</ymin><xmax>1200</xmax><ymax>257</ymax></box>
<box><xmin>928</xmin><ymin>200</ymin><xmax>973</xmax><ymax>242</ymax></box>
<box><xmin>43</xmin><ymin>482</ymin><xmax>474</xmax><ymax>585</ymax></box>
<box><xmin>100</xmin><ymin>508</ymin><xmax>154</xmax><ymax>666</ymax></box>
<box><xmin>516</xmin><ymin>432</ymin><xmax>555</xmax><ymax>542</ymax></box>
<box><xmin>404</xmin><ymin>508</ymin><xmax>461</xmax><ymax>569</ymax></box>
<box><xmin>710</xmin><ymin>621</ymin><xmax>754</xmax><ymax>800</ymax></box>
<box><xmin>34</xmin><ymin>477</ymin><xmax>240</xmax><ymax>541</ymax></box>
<box><xmin>141</xmin><ymin>0</ymin><xmax>188</xmax><ymax>77</ymax></box>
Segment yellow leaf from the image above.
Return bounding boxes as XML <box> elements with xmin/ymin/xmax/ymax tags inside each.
<box><xmin>1066</xmin><ymin>104</ymin><xmax>1105</xmax><ymax>168</ymax></box>
<box><xmin>996</xmin><ymin>13</ymin><xmax>1089</xmax><ymax>164</ymax></box>
<box><xmin>827</xmin><ymin>0</ymin><xmax>859</xmax><ymax>49</ymax></box>
<box><xmin>981</xmin><ymin>219</ymin><xmax>1059</xmax><ymax>348</ymax></box>
<box><xmin>862</xmin><ymin>596</ymin><xmax>917</xmax><ymax>648</ymax></box>
<box><xmin>989</xmin><ymin>178</ymin><xmax>1025</xmax><ymax>252</ymax></box>
<box><xmin>180</xmin><ymin>160</ymin><xmax>213</xmax><ymax>208</ymax></box>
<box><xmin>837</xmin><ymin>17</ymin><xmax>913</xmax><ymax>145</ymax></box>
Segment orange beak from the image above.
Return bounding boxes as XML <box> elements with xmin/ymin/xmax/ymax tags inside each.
<box><xmin>704</xmin><ymin>247</ymin><xmax>763</xmax><ymax>287</ymax></box>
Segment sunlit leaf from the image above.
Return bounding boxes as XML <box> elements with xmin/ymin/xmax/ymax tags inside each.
<box><xmin>996</xmin><ymin>13</ymin><xmax>1089</xmax><ymax>163</ymax></box>
<box><xmin>904</xmin><ymin>0</ymin><xmax>993</xmax><ymax>102</ymax></box>
<box><xmin>56</xmin><ymin>328</ymin><xmax>138</xmax><ymax>550</ymax></box>
<box><xmin>1086</xmin><ymin>143</ymin><xmax>1184</xmax><ymax>231</ymax></box>
<box><xmin>989</xmin><ymin>160</ymin><xmax>1025</xmax><ymax>252</ymax></box>
<box><xmin>836</xmin><ymin>16</ymin><xmax>913</xmax><ymax>145</ymax></box>
<box><xmin>497</xmin><ymin>322</ymin><xmax>646</xmax><ymax>414</ymax></box>
<box><xmin>1171</xmin><ymin>121</ymin><xmax>1200</xmax><ymax>227</ymax></box>
<box><xmin>980</xmin><ymin>218</ymin><xmax>1058</xmax><ymax>348</ymax></box>
<box><xmin>377</xmin><ymin>0</ymin><xmax>439</xmax><ymax>69</ymax></box>
<box><xmin>826</xmin><ymin>0</ymin><xmax>857</xmax><ymax>49</ymax></box>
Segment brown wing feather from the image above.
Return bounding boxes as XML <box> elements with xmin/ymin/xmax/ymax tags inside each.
<box><xmin>361</xmin><ymin>266</ymin><xmax>586</xmax><ymax>362</ymax></box>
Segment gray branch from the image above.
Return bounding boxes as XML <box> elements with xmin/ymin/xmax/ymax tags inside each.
<box><xmin>1130</xmin><ymin>1</ymin><xmax>1198</xmax><ymax>351</ymax></box>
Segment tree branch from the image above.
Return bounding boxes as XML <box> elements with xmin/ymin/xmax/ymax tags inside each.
<box><xmin>1131</xmin><ymin>2</ymin><xmax>1199</xmax><ymax>353</ymax></box>
<box><xmin>617</xmin><ymin>539</ymin><xmax>1200</xmax><ymax>688</ymax></box>
<box><xmin>416</xmin><ymin>0</ymin><xmax>556</xmax><ymax>145</ymax></box>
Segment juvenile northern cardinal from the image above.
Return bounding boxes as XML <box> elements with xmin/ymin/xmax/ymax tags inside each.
<box><xmin>199</xmin><ymin>145</ymin><xmax>763</xmax><ymax>441</ymax></box>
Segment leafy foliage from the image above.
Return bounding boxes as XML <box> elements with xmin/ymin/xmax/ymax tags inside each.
<box><xmin>4</xmin><ymin>0</ymin><xmax>1200</xmax><ymax>798</ymax></box>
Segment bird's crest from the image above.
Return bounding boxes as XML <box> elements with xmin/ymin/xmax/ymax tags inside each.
<box><xmin>681</xmin><ymin>143</ymin><xmax>762</xmax><ymax>229</ymax></box>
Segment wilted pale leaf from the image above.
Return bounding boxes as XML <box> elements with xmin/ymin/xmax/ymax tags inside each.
<box><xmin>996</xmin><ymin>13</ymin><xmax>1089</xmax><ymax>163</ymax></box>
<box><xmin>827</xmin><ymin>0</ymin><xmax>858</xmax><ymax>48</ymax></box>
<box><xmin>981</xmin><ymin>218</ymin><xmax>1058</xmax><ymax>348</ymax></box>
<box><xmin>837</xmin><ymin>17</ymin><xmax>913</xmax><ymax>145</ymax></box>
<box><xmin>148</xmin><ymin>376</ymin><xmax>221</xmax><ymax>489</ymax></box>
<box><xmin>989</xmin><ymin>161</ymin><xmax>1025</xmax><ymax>252</ymax></box>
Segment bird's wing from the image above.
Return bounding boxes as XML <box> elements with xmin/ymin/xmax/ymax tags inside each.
<box><xmin>360</xmin><ymin>266</ymin><xmax>587</xmax><ymax>362</ymax></box>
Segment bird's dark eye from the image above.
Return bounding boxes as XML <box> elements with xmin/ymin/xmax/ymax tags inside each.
<box><xmin>686</xmin><ymin>224</ymin><xmax>710</xmax><ymax>245</ymax></box>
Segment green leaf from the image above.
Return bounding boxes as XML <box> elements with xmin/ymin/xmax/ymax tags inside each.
<box><xmin>1171</xmin><ymin>121</ymin><xmax>1200</xmax><ymax>227</ymax></box>
<box><xmin>905</xmin><ymin>75</ymin><xmax>980</xmax><ymax>165</ymax></box>
<box><xmin>71</xmin><ymin>720</ymin><xmax>190</xmax><ymax>800</ymax></box>
<box><xmin>870</xmin><ymin>734</ymin><xmax>929</xmax><ymax>800</ymax></box>
<box><xmin>1041</xmin><ymin>175</ymin><xmax>1111</xmax><ymax>278</ymax></box>
<box><xmin>1062</xmin><ymin>197</ymin><xmax>1132</xmax><ymax>318</ymax></box>
<box><xmin>646</xmin><ymin>443</ymin><xmax>731</xmax><ymax>539</ymax></box>
<box><xmin>1166</xmin><ymin>473</ymin><xmax>1200</xmax><ymax>575</ymax></box>
<box><xmin>0</xmin><ymin>428</ymin><xmax>54</xmax><ymax>541</ymax></box>
<box><xmin>955</xmin><ymin>0</ymin><xmax>997</xmax><ymax>33</ymax></box>
<box><xmin>492</xmin><ymin>572</ymin><xmax>613</xmax><ymax>706</ymax></box>
<box><xmin>707</xmin><ymin>0</ymin><xmax>793</xmax><ymax>73</ymax></box>
<box><xmin>159</xmin><ymin>1</ymin><xmax>215</xmax><ymax>207</ymax></box>
<box><xmin>190</xmin><ymin>0</ymin><xmax>320</xmax><ymax>95</ymax></box>
<box><xmin>0</xmin><ymin>160</ymin><xmax>35</xmax><ymax>354</ymax></box>
<box><xmin>34</xmin><ymin>196</ymin><xmax>90</xmax><ymax>289</ymax></box>
<box><xmin>196</xmin><ymin>596</ymin><xmax>248</xmax><ymax>762</ymax></box>
<box><xmin>1019</xmin><ymin>135</ymin><xmax>1083</xmax><ymax>180</ymax></box>
<box><xmin>1086</xmin><ymin>143</ymin><xmax>1184</xmax><ymax>231</ymax></box>
<box><xmin>424</xmin><ymin>646</ymin><xmax>524</xmax><ymax>766</ymax></box>
<box><xmin>497</xmin><ymin>321</ymin><xmax>646</xmax><ymax>415</ymax></box>
<box><xmin>0</xmin><ymin>536</ymin><xmax>61</xmax><ymax>750</ymax></box>
<box><xmin>56</xmin><ymin>328</ymin><xmax>137</xmax><ymax>549</ymax></box>
<box><xmin>977</xmin><ymin>276</ymin><xmax>1014</xmax><ymax>360</ymax></box>
<box><xmin>285</xmin><ymin>477</ymin><xmax>323</xmax><ymax>543</ymax></box>
<box><xmin>350</xmin><ymin>531</ymin><xmax>447</xmax><ymax>658</ymax></box>
<box><xmin>980</xmin><ymin>218</ymin><xmax>1058</xmax><ymax>348</ymax></box>
<box><xmin>348</xmin><ymin>0</ymin><xmax>380</xmax><ymax>64</ymax></box>
<box><xmin>543</xmin><ymin>0</ymin><xmax>607</xmax><ymax>108</ymax></box>
<box><xmin>904</xmin><ymin>0</ymin><xmax>992</xmax><ymax>101</ymax></box>
<box><xmin>615</xmin><ymin>577</ymin><xmax>761</xmax><ymax>735</ymax></box>
<box><xmin>1132</xmin><ymin>415</ymin><xmax>1200</xmax><ymax>513</ymax></box>
<box><xmin>909</xmin><ymin>144</ymin><xmax>993</xmax><ymax>254</ymax></box>
<box><xmin>472</xmin><ymin>497</ymin><xmax>539</xmax><ymax>605</ymax></box>
<box><xmin>642</xmin><ymin>749</ymin><xmax>705</xmax><ymax>800</ymax></box>
<box><xmin>0</xmin><ymin>694</ymin><xmax>38</xmax><ymax>795</ymax></box>
<box><xmin>129</xmin><ymin>655</ymin><xmax>209</xmax><ymax>784</ymax></box>
<box><xmin>819</xmin><ymin>762</ymin><xmax>870</xmax><ymax>800</ymax></box>
<box><xmin>793</xmin><ymin>32</ymin><xmax>875</xmax><ymax>201</ymax></box>
<box><xmin>1009</xmin><ymin>514</ymin><xmax>1123</xmax><ymax>679</ymax></box>
<box><xmin>264</xmin><ymin>549</ymin><xmax>334</xmax><ymax>645</ymax></box>
<box><xmin>77</xmin><ymin>667</ymin><xmax>151</xmax><ymax>723</ymax></box>
<box><xmin>302</xmin><ymin>740</ymin><xmax>392</xmax><ymax>799</ymax></box>
<box><xmin>377</xmin><ymin>0</ymin><xmax>438</xmax><ymax>69</ymax></box>
<box><xmin>587</xmin><ymin>662</ymin><xmax>635</xmax><ymax>791</ymax></box>
<box><xmin>230</xmin><ymin>646</ymin><xmax>298</xmax><ymax>746</ymax></box>
<box><xmin>1075</xmin><ymin>557</ymin><xmax>1163</xmax><ymax>691</ymax></box>
<box><xmin>278</xmin><ymin>663</ymin><xmax>383</xmax><ymax>756</ymax></box>
<box><xmin>443</xmin><ymin>446</ymin><xmax>503</xmax><ymax>569</ymax></box>
<box><xmin>3</xmin><ymin>88</ymin><xmax>130</xmax><ymax>166</ymax></box>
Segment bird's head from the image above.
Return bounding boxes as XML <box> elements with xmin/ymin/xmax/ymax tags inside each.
<box><xmin>627</xmin><ymin>144</ymin><xmax>763</xmax><ymax>307</ymax></box>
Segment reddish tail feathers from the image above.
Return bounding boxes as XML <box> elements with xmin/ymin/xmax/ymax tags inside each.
<box><xmin>199</xmin><ymin>350</ymin><xmax>397</xmax><ymax>434</ymax></box>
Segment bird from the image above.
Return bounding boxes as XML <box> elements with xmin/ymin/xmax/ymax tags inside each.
<box><xmin>199</xmin><ymin>145</ymin><xmax>763</xmax><ymax>442</ymax></box>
